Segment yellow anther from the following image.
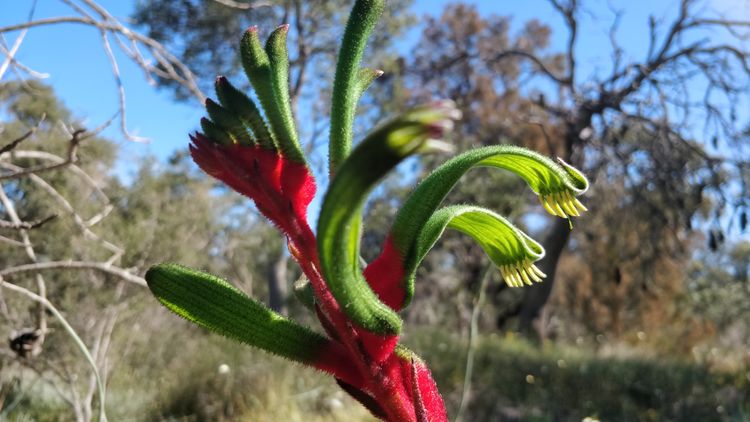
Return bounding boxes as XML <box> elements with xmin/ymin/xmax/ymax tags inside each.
<box><xmin>519</xmin><ymin>267</ymin><xmax>533</xmax><ymax>285</ymax></box>
<box><xmin>560</xmin><ymin>196</ymin><xmax>579</xmax><ymax>217</ymax></box>
<box><xmin>530</xmin><ymin>264</ymin><xmax>547</xmax><ymax>279</ymax></box>
<box><xmin>539</xmin><ymin>195</ymin><xmax>558</xmax><ymax>216</ymax></box>
<box><xmin>550</xmin><ymin>196</ymin><xmax>568</xmax><ymax>218</ymax></box>
<box><xmin>567</xmin><ymin>191</ymin><xmax>588</xmax><ymax>212</ymax></box>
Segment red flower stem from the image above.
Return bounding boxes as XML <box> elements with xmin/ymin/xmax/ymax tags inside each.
<box><xmin>286</xmin><ymin>226</ymin><xmax>416</xmax><ymax>421</ymax></box>
<box><xmin>299</xmin><ymin>258</ymin><xmax>415</xmax><ymax>421</ymax></box>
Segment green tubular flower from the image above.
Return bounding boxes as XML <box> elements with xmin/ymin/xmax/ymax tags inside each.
<box><xmin>418</xmin><ymin>205</ymin><xmax>546</xmax><ymax>288</ymax></box>
<box><xmin>145</xmin><ymin>0</ymin><xmax>590</xmax><ymax>419</ymax></box>
<box><xmin>329</xmin><ymin>0</ymin><xmax>387</xmax><ymax>174</ymax></box>
<box><xmin>145</xmin><ymin>264</ymin><xmax>363</xmax><ymax>388</ymax></box>
<box><xmin>365</xmin><ymin>145</ymin><xmax>589</xmax><ymax>310</ymax></box>
<box><xmin>317</xmin><ymin>101</ymin><xmax>461</xmax><ymax>335</ymax></box>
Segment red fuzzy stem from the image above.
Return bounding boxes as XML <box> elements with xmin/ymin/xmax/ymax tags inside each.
<box><xmin>190</xmin><ymin>137</ymin><xmax>448</xmax><ymax>421</ymax></box>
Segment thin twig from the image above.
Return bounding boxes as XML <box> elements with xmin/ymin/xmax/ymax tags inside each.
<box><xmin>0</xmin><ymin>279</ymin><xmax>108</xmax><ymax>422</ymax></box>
<box><xmin>0</xmin><ymin>0</ymin><xmax>36</xmax><ymax>81</ymax></box>
<box><xmin>455</xmin><ymin>262</ymin><xmax>493</xmax><ymax>422</ymax></box>
<box><xmin>0</xmin><ymin>261</ymin><xmax>146</xmax><ymax>287</ymax></box>
<box><xmin>0</xmin><ymin>129</ymin><xmax>85</xmax><ymax>181</ymax></box>
<box><xmin>0</xmin><ymin>215</ymin><xmax>57</xmax><ymax>230</ymax></box>
<box><xmin>0</xmin><ymin>128</ymin><xmax>36</xmax><ymax>155</ymax></box>
<box><xmin>0</xmin><ymin>183</ymin><xmax>48</xmax><ymax>341</ymax></box>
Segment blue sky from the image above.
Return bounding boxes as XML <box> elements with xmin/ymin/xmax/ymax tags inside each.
<box><xmin>2</xmin><ymin>0</ymin><xmax>747</xmax><ymax>240</ymax></box>
<box><xmin>2</xmin><ymin>0</ymin><xmax>712</xmax><ymax>160</ymax></box>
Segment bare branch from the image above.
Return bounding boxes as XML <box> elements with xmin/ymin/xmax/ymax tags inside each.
<box><xmin>98</xmin><ymin>30</ymin><xmax>147</xmax><ymax>143</ymax></box>
<box><xmin>0</xmin><ymin>36</ymin><xmax>50</xmax><ymax>79</ymax></box>
<box><xmin>211</xmin><ymin>0</ymin><xmax>273</xmax><ymax>10</ymax></box>
<box><xmin>0</xmin><ymin>0</ymin><xmax>37</xmax><ymax>81</ymax></box>
<box><xmin>0</xmin><ymin>214</ymin><xmax>57</xmax><ymax>230</ymax></box>
<box><xmin>0</xmin><ymin>261</ymin><xmax>147</xmax><ymax>287</ymax></box>
<box><xmin>0</xmin><ymin>128</ymin><xmax>36</xmax><ymax>155</ymax></box>
<box><xmin>488</xmin><ymin>49</ymin><xmax>570</xmax><ymax>85</ymax></box>
<box><xmin>0</xmin><ymin>183</ymin><xmax>48</xmax><ymax>340</ymax></box>
<box><xmin>549</xmin><ymin>0</ymin><xmax>578</xmax><ymax>87</ymax></box>
<box><xmin>0</xmin><ymin>162</ymin><xmax>124</xmax><ymax>262</ymax></box>
<box><xmin>0</xmin><ymin>129</ymin><xmax>85</xmax><ymax>181</ymax></box>
<box><xmin>0</xmin><ymin>8</ymin><xmax>207</xmax><ymax>139</ymax></box>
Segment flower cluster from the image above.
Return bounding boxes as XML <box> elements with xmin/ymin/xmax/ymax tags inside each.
<box><xmin>145</xmin><ymin>1</ymin><xmax>588</xmax><ymax>421</ymax></box>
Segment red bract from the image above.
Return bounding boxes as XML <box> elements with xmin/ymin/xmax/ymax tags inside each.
<box><xmin>364</xmin><ymin>235</ymin><xmax>408</xmax><ymax>310</ymax></box>
<box><xmin>188</xmin><ymin>129</ymin><xmax>449</xmax><ymax>421</ymax></box>
<box><xmin>189</xmin><ymin>134</ymin><xmax>316</xmax><ymax>246</ymax></box>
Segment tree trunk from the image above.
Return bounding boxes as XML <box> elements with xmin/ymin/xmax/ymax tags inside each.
<box><xmin>518</xmin><ymin>216</ymin><xmax>572</xmax><ymax>337</ymax></box>
<box><xmin>267</xmin><ymin>246</ymin><xmax>289</xmax><ymax>315</ymax></box>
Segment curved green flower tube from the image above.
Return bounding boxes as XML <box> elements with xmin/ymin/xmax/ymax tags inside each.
<box><xmin>317</xmin><ymin>101</ymin><xmax>460</xmax><ymax>335</ymax></box>
<box><xmin>368</xmin><ymin>145</ymin><xmax>588</xmax><ymax>309</ymax></box>
<box><xmin>415</xmin><ymin>205</ymin><xmax>546</xmax><ymax>288</ymax></box>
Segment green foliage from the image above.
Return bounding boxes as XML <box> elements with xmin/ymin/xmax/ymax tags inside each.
<box><xmin>0</xmin><ymin>81</ymin><xmax>71</xmax><ymax>124</ymax></box>
<box><xmin>687</xmin><ymin>242</ymin><xmax>750</xmax><ymax>335</ymax></box>
<box><xmin>410</xmin><ymin>331</ymin><xmax>750</xmax><ymax>421</ymax></box>
<box><xmin>417</xmin><ymin>205</ymin><xmax>545</xmax><ymax>287</ymax></box>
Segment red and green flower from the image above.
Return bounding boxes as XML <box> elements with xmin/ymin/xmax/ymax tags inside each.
<box><xmin>145</xmin><ymin>1</ymin><xmax>588</xmax><ymax>420</ymax></box>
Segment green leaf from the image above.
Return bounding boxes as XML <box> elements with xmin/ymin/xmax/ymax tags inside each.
<box><xmin>265</xmin><ymin>25</ymin><xmax>305</xmax><ymax>162</ymax></box>
<box><xmin>317</xmin><ymin>102</ymin><xmax>460</xmax><ymax>335</ymax></box>
<box><xmin>215</xmin><ymin>76</ymin><xmax>274</xmax><ymax>149</ymax></box>
<box><xmin>146</xmin><ymin>263</ymin><xmax>328</xmax><ymax>364</ymax></box>
<box><xmin>389</xmin><ymin>145</ymin><xmax>587</xmax><ymax>305</ymax></box>
<box><xmin>415</xmin><ymin>205</ymin><xmax>545</xmax><ymax>288</ymax></box>
<box><xmin>204</xmin><ymin>99</ymin><xmax>254</xmax><ymax>146</ymax></box>
<box><xmin>200</xmin><ymin>117</ymin><xmax>233</xmax><ymax>146</ymax></box>
<box><xmin>241</xmin><ymin>26</ymin><xmax>305</xmax><ymax>162</ymax></box>
<box><xmin>354</xmin><ymin>68</ymin><xmax>384</xmax><ymax>99</ymax></box>
<box><xmin>329</xmin><ymin>0</ymin><xmax>386</xmax><ymax>174</ymax></box>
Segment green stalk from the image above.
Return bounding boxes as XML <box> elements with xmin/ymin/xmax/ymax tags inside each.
<box><xmin>317</xmin><ymin>102</ymin><xmax>459</xmax><ymax>334</ymax></box>
<box><xmin>329</xmin><ymin>0</ymin><xmax>386</xmax><ymax>174</ymax></box>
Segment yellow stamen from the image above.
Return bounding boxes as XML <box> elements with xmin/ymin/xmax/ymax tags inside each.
<box><xmin>550</xmin><ymin>196</ymin><xmax>568</xmax><ymax>218</ymax></box>
<box><xmin>569</xmin><ymin>191</ymin><xmax>588</xmax><ymax>212</ymax></box>
<box><xmin>559</xmin><ymin>193</ymin><xmax>579</xmax><ymax>217</ymax></box>
<box><xmin>509</xmin><ymin>271</ymin><xmax>521</xmax><ymax>287</ymax></box>
<box><xmin>540</xmin><ymin>195</ymin><xmax>558</xmax><ymax>216</ymax></box>
<box><xmin>530</xmin><ymin>264</ymin><xmax>547</xmax><ymax>279</ymax></box>
<box><xmin>527</xmin><ymin>266</ymin><xmax>543</xmax><ymax>282</ymax></box>
<box><xmin>500</xmin><ymin>266</ymin><xmax>513</xmax><ymax>287</ymax></box>
<box><xmin>519</xmin><ymin>267</ymin><xmax>533</xmax><ymax>285</ymax></box>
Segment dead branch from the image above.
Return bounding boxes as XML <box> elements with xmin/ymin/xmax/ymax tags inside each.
<box><xmin>211</xmin><ymin>0</ymin><xmax>273</xmax><ymax>10</ymax></box>
<box><xmin>0</xmin><ymin>261</ymin><xmax>147</xmax><ymax>287</ymax></box>
<box><xmin>0</xmin><ymin>184</ymin><xmax>48</xmax><ymax>342</ymax></box>
<box><xmin>0</xmin><ymin>128</ymin><xmax>35</xmax><ymax>155</ymax></box>
<box><xmin>0</xmin><ymin>129</ymin><xmax>85</xmax><ymax>181</ymax></box>
<box><xmin>0</xmin><ymin>215</ymin><xmax>57</xmax><ymax>230</ymax></box>
<box><xmin>0</xmin><ymin>1</ymin><xmax>206</xmax><ymax>142</ymax></box>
